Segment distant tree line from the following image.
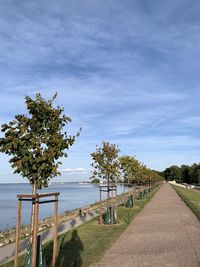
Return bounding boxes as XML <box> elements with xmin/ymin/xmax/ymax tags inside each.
<box><xmin>158</xmin><ymin>164</ymin><xmax>200</xmax><ymax>184</ymax></box>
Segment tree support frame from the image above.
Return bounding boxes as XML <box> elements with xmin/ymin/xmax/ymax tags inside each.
<box><xmin>14</xmin><ymin>192</ymin><xmax>60</xmax><ymax>267</ymax></box>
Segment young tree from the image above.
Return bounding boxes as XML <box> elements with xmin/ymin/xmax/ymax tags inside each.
<box><xmin>120</xmin><ymin>156</ymin><xmax>139</xmax><ymax>184</ymax></box>
<box><xmin>91</xmin><ymin>141</ymin><xmax>120</xmax><ymax>185</ymax></box>
<box><xmin>91</xmin><ymin>142</ymin><xmax>120</xmax><ymax>224</ymax></box>
<box><xmin>120</xmin><ymin>156</ymin><xmax>148</xmax><ymax>184</ymax></box>
<box><xmin>0</xmin><ymin>92</ymin><xmax>81</xmax><ymax>189</ymax></box>
<box><xmin>0</xmin><ymin>93</ymin><xmax>79</xmax><ymax>193</ymax></box>
<box><xmin>0</xmin><ymin>93</ymin><xmax>80</xmax><ymax>240</ymax></box>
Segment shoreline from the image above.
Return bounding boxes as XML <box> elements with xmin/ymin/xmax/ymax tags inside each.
<box><xmin>0</xmin><ymin>189</ymin><xmax>133</xmax><ymax>248</ymax></box>
<box><xmin>0</xmin><ymin>182</ymin><xmax>102</xmax><ymax>231</ymax></box>
<box><xmin>0</xmin><ymin>182</ymin><xmax>128</xmax><ymax>232</ymax></box>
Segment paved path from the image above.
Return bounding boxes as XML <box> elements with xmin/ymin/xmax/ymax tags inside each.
<box><xmin>95</xmin><ymin>183</ymin><xmax>200</xmax><ymax>267</ymax></box>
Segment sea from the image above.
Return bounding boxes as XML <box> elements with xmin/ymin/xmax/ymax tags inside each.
<box><xmin>0</xmin><ymin>182</ymin><xmax>124</xmax><ymax>231</ymax></box>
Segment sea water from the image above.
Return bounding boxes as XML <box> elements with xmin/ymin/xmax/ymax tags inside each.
<box><xmin>0</xmin><ymin>183</ymin><xmax>124</xmax><ymax>230</ymax></box>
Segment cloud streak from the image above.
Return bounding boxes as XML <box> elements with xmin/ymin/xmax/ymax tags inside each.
<box><xmin>59</xmin><ymin>168</ymin><xmax>89</xmax><ymax>174</ymax></box>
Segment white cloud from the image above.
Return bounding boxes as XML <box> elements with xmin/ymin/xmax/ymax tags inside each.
<box><xmin>59</xmin><ymin>168</ymin><xmax>89</xmax><ymax>174</ymax></box>
<box><xmin>0</xmin><ymin>172</ymin><xmax>11</xmax><ymax>175</ymax></box>
<box><xmin>180</xmin><ymin>116</ymin><xmax>200</xmax><ymax>127</ymax></box>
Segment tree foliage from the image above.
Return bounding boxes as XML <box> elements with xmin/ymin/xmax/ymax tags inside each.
<box><xmin>119</xmin><ymin>155</ymin><xmax>163</xmax><ymax>184</ymax></box>
<box><xmin>188</xmin><ymin>164</ymin><xmax>200</xmax><ymax>184</ymax></box>
<box><xmin>180</xmin><ymin>165</ymin><xmax>190</xmax><ymax>184</ymax></box>
<box><xmin>91</xmin><ymin>142</ymin><xmax>120</xmax><ymax>183</ymax></box>
<box><xmin>119</xmin><ymin>156</ymin><xmax>141</xmax><ymax>183</ymax></box>
<box><xmin>0</xmin><ymin>93</ymin><xmax>79</xmax><ymax>191</ymax></box>
<box><xmin>162</xmin><ymin>163</ymin><xmax>200</xmax><ymax>184</ymax></box>
<box><xmin>163</xmin><ymin>165</ymin><xmax>182</xmax><ymax>183</ymax></box>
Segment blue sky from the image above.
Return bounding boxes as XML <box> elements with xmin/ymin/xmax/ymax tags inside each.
<box><xmin>1</xmin><ymin>0</ymin><xmax>200</xmax><ymax>182</ymax></box>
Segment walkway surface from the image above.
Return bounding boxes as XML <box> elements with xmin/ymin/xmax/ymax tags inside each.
<box><xmin>95</xmin><ymin>183</ymin><xmax>200</xmax><ymax>267</ymax></box>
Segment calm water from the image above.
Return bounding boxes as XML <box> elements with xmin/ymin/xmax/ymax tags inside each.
<box><xmin>0</xmin><ymin>183</ymin><xmax>124</xmax><ymax>230</ymax></box>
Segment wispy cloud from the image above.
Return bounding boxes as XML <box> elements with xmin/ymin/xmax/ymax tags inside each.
<box><xmin>59</xmin><ymin>168</ymin><xmax>89</xmax><ymax>174</ymax></box>
<box><xmin>179</xmin><ymin>116</ymin><xmax>200</xmax><ymax>127</ymax></box>
<box><xmin>0</xmin><ymin>172</ymin><xmax>11</xmax><ymax>175</ymax></box>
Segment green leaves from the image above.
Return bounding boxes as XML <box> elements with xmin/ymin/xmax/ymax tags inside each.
<box><xmin>91</xmin><ymin>142</ymin><xmax>120</xmax><ymax>183</ymax></box>
<box><xmin>0</xmin><ymin>93</ymin><xmax>80</xmax><ymax>191</ymax></box>
<box><xmin>164</xmin><ymin>166</ymin><xmax>182</xmax><ymax>183</ymax></box>
<box><xmin>119</xmin><ymin>155</ymin><xmax>163</xmax><ymax>185</ymax></box>
<box><xmin>163</xmin><ymin>163</ymin><xmax>200</xmax><ymax>184</ymax></box>
<box><xmin>90</xmin><ymin>143</ymin><xmax>162</xmax><ymax>185</ymax></box>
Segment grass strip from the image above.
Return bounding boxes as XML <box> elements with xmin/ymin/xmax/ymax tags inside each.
<box><xmin>172</xmin><ymin>185</ymin><xmax>200</xmax><ymax>220</ymax></box>
<box><xmin>1</xmin><ymin>185</ymin><xmax>161</xmax><ymax>267</ymax></box>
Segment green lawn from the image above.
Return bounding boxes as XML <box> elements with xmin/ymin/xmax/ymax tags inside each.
<box><xmin>172</xmin><ymin>185</ymin><xmax>200</xmax><ymax>220</ymax></box>
<box><xmin>1</xmin><ymin>185</ymin><xmax>161</xmax><ymax>267</ymax></box>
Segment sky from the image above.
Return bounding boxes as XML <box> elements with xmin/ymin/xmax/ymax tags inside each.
<box><xmin>1</xmin><ymin>0</ymin><xmax>200</xmax><ymax>183</ymax></box>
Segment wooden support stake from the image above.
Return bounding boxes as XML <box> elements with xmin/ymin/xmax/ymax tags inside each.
<box><xmin>32</xmin><ymin>198</ymin><xmax>39</xmax><ymax>267</ymax></box>
<box><xmin>111</xmin><ymin>186</ymin><xmax>113</xmax><ymax>224</ymax></box>
<box><xmin>14</xmin><ymin>199</ymin><xmax>22</xmax><ymax>267</ymax></box>
<box><xmin>52</xmin><ymin>195</ymin><xmax>58</xmax><ymax>267</ymax></box>
<box><xmin>107</xmin><ymin>182</ymin><xmax>110</xmax><ymax>209</ymax></box>
<box><xmin>123</xmin><ymin>183</ymin><xmax>125</xmax><ymax>206</ymax></box>
<box><xmin>99</xmin><ymin>187</ymin><xmax>103</xmax><ymax>225</ymax></box>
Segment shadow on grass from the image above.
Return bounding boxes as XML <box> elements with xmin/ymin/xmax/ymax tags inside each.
<box><xmin>43</xmin><ymin>229</ymin><xmax>84</xmax><ymax>267</ymax></box>
<box><xmin>57</xmin><ymin>229</ymin><xmax>84</xmax><ymax>267</ymax></box>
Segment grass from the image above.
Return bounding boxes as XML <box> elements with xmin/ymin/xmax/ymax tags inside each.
<box><xmin>172</xmin><ymin>185</ymin><xmax>200</xmax><ymax>220</ymax></box>
<box><xmin>1</xmin><ymin>185</ymin><xmax>161</xmax><ymax>267</ymax></box>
